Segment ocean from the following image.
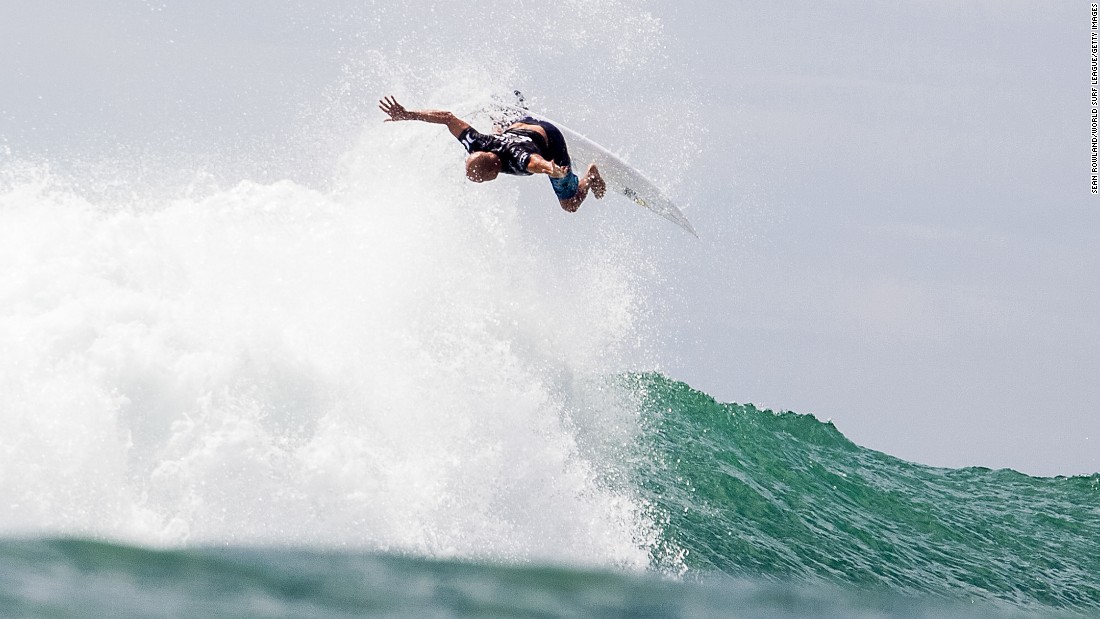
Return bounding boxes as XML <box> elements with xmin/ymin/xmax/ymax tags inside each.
<box><xmin>1</xmin><ymin>375</ymin><xmax>1095</xmax><ymax>617</ymax></box>
<box><xmin>2</xmin><ymin>1</ymin><xmax>1097</xmax><ymax>617</ymax></box>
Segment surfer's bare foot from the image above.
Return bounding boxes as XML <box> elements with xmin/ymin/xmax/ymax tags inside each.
<box><xmin>587</xmin><ymin>164</ymin><xmax>606</xmax><ymax>199</ymax></box>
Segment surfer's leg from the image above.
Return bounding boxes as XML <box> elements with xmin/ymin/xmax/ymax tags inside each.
<box><xmin>584</xmin><ymin>163</ymin><xmax>606</xmax><ymax>199</ymax></box>
<box><xmin>556</xmin><ymin>163</ymin><xmax>605</xmax><ymax>213</ymax></box>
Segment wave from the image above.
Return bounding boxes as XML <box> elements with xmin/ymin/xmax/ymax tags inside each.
<box><xmin>2</xmin><ymin>163</ymin><xmax>1096</xmax><ymax>611</ymax></box>
<box><xmin>633</xmin><ymin>373</ymin><xmax>1100</xmax><ymax>612</ymax></box>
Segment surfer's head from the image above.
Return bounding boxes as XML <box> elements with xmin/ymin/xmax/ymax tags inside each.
<box><xmin>465</xmin><ymin>152</ymin><xmax>501</xmax><ymax>183</ymax></box>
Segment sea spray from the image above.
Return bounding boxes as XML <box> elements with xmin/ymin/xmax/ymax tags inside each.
<box><xmin>0</xmin><ymin>0</ymin><xmax>700</xmax><ymax>568</ymax></box>
<box><xmin>0</xmin><ymin>121</ymin><xmax>663</xmax><ymax>568</ymax></box>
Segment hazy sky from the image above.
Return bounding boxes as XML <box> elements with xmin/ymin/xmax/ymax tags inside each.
<box><xmin>663</xmin><ymin>2</ymin><xmax>1098</xmax><ymax>476</ymax></box>
<box><xmin>2</xmin><ymin>1</ymin><xmax>1096</xmax><ymax>476</ymax></box>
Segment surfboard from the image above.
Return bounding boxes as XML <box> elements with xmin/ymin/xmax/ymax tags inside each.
<box><xmin>484</xmin><ymin>101</ymin><xmax>698</xmax><ymax>238</ymax></box>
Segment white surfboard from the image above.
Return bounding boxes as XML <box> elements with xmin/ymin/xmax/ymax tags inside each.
<box><xmin>485</xmin><ymin>103</ymin><xmax>698</xmax><ymax>238</ymax></box>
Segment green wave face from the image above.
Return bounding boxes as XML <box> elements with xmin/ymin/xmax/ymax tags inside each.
<box><xmin>631</xmin><ymin>374</ymin><xmax>1100</xmax><ymax>611</ymax></box>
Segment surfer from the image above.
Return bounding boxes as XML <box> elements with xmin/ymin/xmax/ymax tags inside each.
<box><xmin>378</xmin><ymin>96</ymin><xmax>606</xmax><ymax>212</ymax></box>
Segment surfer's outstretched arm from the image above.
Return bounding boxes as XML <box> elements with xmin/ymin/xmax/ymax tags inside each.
<box><xmin>525</xmin><ymin>154</ymin><xmax>568</xmax><ymax>178</ymax></box>
<box><xmin>378</xmin><ymin>96</ymin><xmax>470</xmax><ymax>138</ymax></box>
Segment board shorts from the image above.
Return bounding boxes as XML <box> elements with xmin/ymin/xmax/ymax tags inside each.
<box><xmin>513</xmin><ymin>117</ymin><xmax>580</xmax><ymax>200</ymax></box>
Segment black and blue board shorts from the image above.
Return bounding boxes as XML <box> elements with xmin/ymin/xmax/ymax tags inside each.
<box><xmin>512</xmin><ymin>117</ymin><xmax>579</xmax><ymax>200</ymax></box>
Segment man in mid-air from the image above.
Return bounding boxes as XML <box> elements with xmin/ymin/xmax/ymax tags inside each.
<box><xmin>378</xmin><ymin>96</ymin><xmax>606</xmax><ymax>212</ymax></box>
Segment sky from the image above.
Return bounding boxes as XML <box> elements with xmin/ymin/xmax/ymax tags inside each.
<box><xmin>662</xmin><ymin>2</ymin><xmax>1099</xmax><ymax>476</ymax></box>
<box><xmin>1</xmin><ymin>1</ymin><xmax>1096</xmax><ymax>476</ymax></box>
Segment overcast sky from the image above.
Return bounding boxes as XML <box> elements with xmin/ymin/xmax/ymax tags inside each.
<box><xmin>2</xmin><ymin>1</ymin><xmax>1096</xmax><ymax>476</ymax></box>
<box><xmin>663</xmin><ymin>2</ymin><xmax>1098</xmax><ymax>476</ymax></box>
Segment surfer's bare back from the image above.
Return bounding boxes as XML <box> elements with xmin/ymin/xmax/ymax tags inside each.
<box><xmin>378</xmin><ymin>96</ymin><xmax>606</xmax><ymax>212</ymax></box>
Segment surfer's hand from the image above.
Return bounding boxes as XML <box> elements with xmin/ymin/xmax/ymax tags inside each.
<box><xmin>548</xmin><ymin>163</ymin><xmax>569</xmax><ymax>179</ymax></box>
<box><xmin>379</xmin><ymin>96</ymin><xmax>413</xmax><ymax>122</ymax></box>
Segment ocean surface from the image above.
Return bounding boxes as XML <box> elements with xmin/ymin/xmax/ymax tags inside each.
<box><xmin>1</xmin><ymin>373</ymin><xmax>1096</xmax><ymax>618</ymax></box>
<box><xmin>2</xmin><ymin>1</ymin><xmax>1098</xmax><ymax>617</ymax></box>
<box><xmin>0</xmin><ymin>536</ymin><xmax>1088</xmax><ymax>619</ymax></box>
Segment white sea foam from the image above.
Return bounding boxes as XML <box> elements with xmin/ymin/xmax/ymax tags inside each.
<box><xmin>0</xmin><ymin>0</ymin><xmax>697</xmax><ymax>570</ymax></box>
<box><xmin>0</xmin><ymin>122</ymin><xmax>662</xmax><ymax>570</ymax></box>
